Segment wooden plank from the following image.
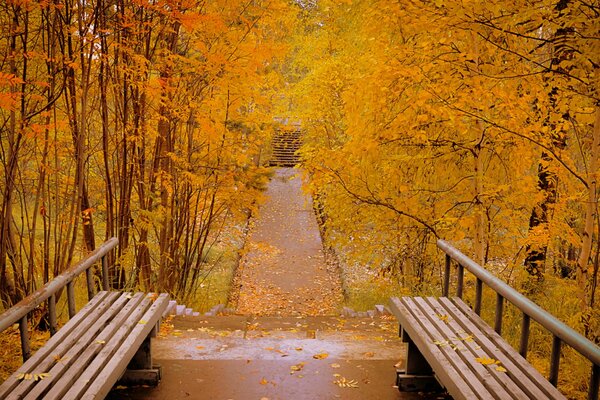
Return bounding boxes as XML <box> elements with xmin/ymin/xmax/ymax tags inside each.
<box><xmin>60</xmin><ymin>293</ymin><xmax>150</xmax><ymax>399</ymax></box>
<box><xmin>402</xmin><ymin>297</ymin><xmax>495</xmax><ymax>399</ymax></box>
<box><xmin>409</xmin><ymin>297</ymin><xmax>511</xmax><ymax>400</ymax></box>
<box><xmin>0</xmin><ymin>291</ymin><xmax>112</xmax><ymax>398</ymax></box>
<box><xmin>389</xmin><ymin>297</ymin><xmax>481</xmax><ymax>400</ymax></box>
<box><xmin>420</xmin><ymin>297</ymin><xmax>528</xmax><ymax>399</ymax></box>
<box><xmin>21</xmin><ymin>292</ymin><xmax>130</xmax><ymax>400</ymax></box>
<box><xmin>44</xmin><ymin>292</ymin><xmax>146</xmax><ymax>400</ymax></box>
<box><xmin>81</xmin><ymin>293</ymin><xmax>169</xmax><ymax>400</ymax></box>
<box><xmin>448</xmin><ymin>297</ymin><xmax>567</xmax><ymax>400</ymax></box>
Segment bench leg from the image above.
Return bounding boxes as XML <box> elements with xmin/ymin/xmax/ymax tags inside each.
<box><xmin>119</xmin><ymin>325</ymin><xmax>162</xmax><ymax>387</ymax></box>
<box><xmin>396</xmin><ymin>328</ymin><xmax>442</xmax><ymax>392</ymax></box>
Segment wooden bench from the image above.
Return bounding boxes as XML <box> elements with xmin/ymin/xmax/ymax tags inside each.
<box><xmin>390</xmin><ymin>296</ymin><xmax>567</xmax><ymax>400</ymax></box>
<box><xmin>0</xmin><ymin>290</ymin><xmax>169</xmax><ymax>400</ymax></box>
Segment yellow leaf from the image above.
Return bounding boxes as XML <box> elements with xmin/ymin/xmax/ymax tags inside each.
<box><xmin>95</xmin><ymin>340</ymin><xmax>106</xmax><ymax>344</ymax></box>
<box><xmin>475</xmin><ymin>357</ymin><xmax>499</xmax><ymax>365</ymax></box>
<box><xmin>138</xmin><ymin>320</ymin><xmax>147</xmax><ymax>325</ymax></box>
<box><xmin>260</xmin><ymin>377</ymin><xmax>268</xmax><ymax>385</ymax></box>
<box><xmin>437</xmin><ymin>314</ymin><xmax>449</xmax><ymax>323</ymax></box>
<box><xmin>496</xmin><ymin>366</ymin><xmax>508</xmax><ymax>373</ymax></box>
<box><xmin>290</xmin><ymin>362</ymin><xmax>305</xmax><ymax>374</ymax></box>
<box><xmin>313</xmin><ymin>353</ymin><xmax>329</xmax><ymax>359</ymax></box>
<box><xmin>196</xmin><ymin>345</ymin><xmax>205</xmax><ymax>350</ymax></box>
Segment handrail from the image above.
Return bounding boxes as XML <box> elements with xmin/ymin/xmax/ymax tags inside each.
<box><xmin>438</xmin><ymin>239</ymin><xmax>600</xmax><ymax>400</ymax></box>
<box><xmin>0</xmin><ymin>237</ymin><xmax>118</xmax><ymax>359</ymax></box>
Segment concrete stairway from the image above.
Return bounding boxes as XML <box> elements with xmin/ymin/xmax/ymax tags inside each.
<box><xmin>107</xmin><ymin>315</ymin><xmax>443</xmax><ymax>399</ymax></box>
<box><xmin>270</xmin><ymin>128</ymin><xmax>302</xmax><ymax>167</ymax></box>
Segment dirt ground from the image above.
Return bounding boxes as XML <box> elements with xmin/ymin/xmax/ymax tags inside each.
<box><xmin>232</xmin><ymin>168</ymin><xmax>343</xmax><ymax>316</ymax></box>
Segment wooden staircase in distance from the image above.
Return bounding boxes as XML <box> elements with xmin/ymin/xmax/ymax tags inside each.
<box><xmin>270</xmin><ymin>127</ymin><xmax>302</xmax><ymax>167</ymax></box>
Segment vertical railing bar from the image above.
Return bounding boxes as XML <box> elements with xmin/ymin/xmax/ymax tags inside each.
<box><xmin>456</xmin><ymin>263</ymin><xmax>464</xmax><ymax>299</ymax></box>
<box><xmin>519</xmin><ymin>313</ymin><xmax>530</xmax><ymax>359</ymax></box>
<box><xmin>85</xmin><ymin>268</ymin><xmax>94</xmax><ymax>301</ymax></box>
<box><xmin>48</xmin><ymin>294</ymin><xmax>57</xmax><ymax>336</ymax></box>
<box><xmin>19</xmin><ymin>315</ymin><xmax>31</xmax><ymax>362</ymax></box>
<box><xmin>549</xmin><ymin>336</ymin><xmax>561</xmax><ymax>386</ymax></box>
<box><xmin>589</xmin><ymin>363</ymin><xmax>599</xmax><ymax>400</ymax></box>
<box><xmin>67</xmin><ymin>281</ymin><xmax>76</xmax><ymax>318</ymax></box>
<box><xmin>494</xmin><ymin>293</ymin><xmax>504</xmax><ymax>335</ymax></box>
<box><xmin>474</xmin><ymin>278</ymin><xmax>483</xmax><ymax>315</ymax></box>
<box><xmin>443</xmin><ymin>255</ymin><xmax>451</xmax><ymax>297</ymax></box>
<box><xmin>101</xmin><ymin>254</ymin><xmax>109</xmax><ymax>291</ymax></box>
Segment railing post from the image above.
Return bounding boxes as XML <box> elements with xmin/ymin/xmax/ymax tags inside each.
<box><xmin>19</xmin><ymin>315</ymin><xmax>31</xmax><ymax>362</ymax></box>
<box><xmin>67</xmin><ymin>281</ymin><xmax>76</xmax><ymax>318</ymax></box>
<box><xmin>443</xmin><ymin>255</ymin><xmax>451</xmax><ymax>297</ymax></box>
<box><xmin>494</xmin><ymin>293</ymin><xmax>504</xmax><ymax>335</ymax></box>
<box><xmin>85</xmin><ymin>267</ymin><xmax>94</xmax><ymax>301</ymax></box>
<box><xmin>49</xmin><ymin>294</ymin><xmax>57</xmax><ymax>336</ymax></box>
<box><xmin>589</xmin><ymin>363</ymin><xmax>599</xmax><ymax>400</ymax></box>
<box><xmin>101</xmin><ymin>254</ymin><xmax>109</xmax><ymax>291</ymax></box>
<box><xmin>519</xmin><ymin>313</ymin><xmax>530</xmax><ymax>358</ymax></box>
<box><xmin>474</xmin><ymin>278</ymin><xmax>483</xmax><ymax>315</ymax></box>
<box><xmin>456</xmin><ymin>263</ymin><xmax>464</xmax><ymax>299</ymax></box>
<box><xmin>549</xmin><ymin>335</ymin><xmax>561</xmax><ymax>386</ymax></box>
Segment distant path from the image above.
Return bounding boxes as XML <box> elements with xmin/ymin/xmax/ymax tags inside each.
<box><xmin>233</xmin><ymin>168</ymin><xmax>343</xmax><ymax>316</ymax></box>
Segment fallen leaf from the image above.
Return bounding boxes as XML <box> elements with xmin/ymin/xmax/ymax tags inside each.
<box><xmin>34</xmin><ymin>373</ymin><xmax>50</xmax><ymax>381</ymax></box>
<box><xmin>364</xmin><ymin>352</ymin><xmax>374</xmax><ymax>358</ymax></box>
<box><xmin>437</xmin><ymin>314</ymin><xmax>449</xmax><ymax>323</ymax></box>
<box><xmin>138</xmin><ymin>320</ymin><xmax>147</xmax><ymax>325</ymax></box>
<box><xmin>290</xmin><ymin>362</ymin><xmax>305</xmax><ymax>374</ymax></box>
<box><xmin>95</xmin><ymin>340</ymin><xmax>106</xmax><ymax>344</ymax></box>
<box><xmin>330</xmin><ymin>363</ymin><xmax>341</xmax><ymax>368</ymax></box>
<box><xmin>195</xmin><ymin>345</ymin><xmax>205</xmax><ymax>350</ymax></box>
<box><xmin>260</xmin><ymin>378</ymin><xmax>268</xmax><ymax>385</ymax></box>
<box><xmin>313</xmin><ymin>353</ymin><xmax>329</xmax><ymax>360</ymax></box>
<box><xmin>475</xmin><ymin>357</ymin><xmax>501</xmax><ymax>366</ymax></box>
<box><xmin>333</xmin><ymin>376</ymin><xmax>359</xmax><ymax>388</ymax></box>
<box><xmin>496</xmin><ymin>366</ymin><xmax>508</xmax><ymax>373</ymax></box>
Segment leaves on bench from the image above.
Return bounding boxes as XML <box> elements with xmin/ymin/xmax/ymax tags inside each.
<box><xmin>436</xmin><ymin>314</ymin><xmax>450</xmax><ymax>323</ymax></box>
<box><xmin>475</xmin><ymin>357</ymin><xmax>508</xmax><ymax>373</ymax></box>
<box><xmin>17</xmin><ymin>372</ymin><xmax>50</xmax><ymax>381</ymax></box>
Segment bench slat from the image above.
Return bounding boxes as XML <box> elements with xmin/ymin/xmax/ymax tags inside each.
<box><xmin>447</xmin><ymin>297</ymin><xmax>566</xmax><ymax>400</ymax></box>
<box><xmin>44</xmin><ymin>292</ymin><xmax>146</xmax><ymax>400</ymax></box>
<box><xmin>413</xmin><ymin>297</ymin><xmax>528</xmax><ymax>400</ymax></box>
<box><xmin>0</xmin><ymin>291</ymin><xmax>113</xmax><ymax>398</ymax></box>
<box><xmin>402</xmin><ymin>297</ymin><xmax>496</xmax><ymax>399</ymax></box>
<box><xmin>61</xmin><ymin>292</ymin><xmax>151</xmax><ymax>399</ymax></box>
<box><xmin>81</xmin><ymin>293</ymin><xmax>170</xmax><ymax>399</ymax></box>
<box><xmin>390</xmin><ymin>297</ymin><xmax>482</xmax><ymax>400</ymax></box>
<box><xmin>21</xmin><ymin>292</ymin><xmax>130</xmax><ymax>399</ymax></box>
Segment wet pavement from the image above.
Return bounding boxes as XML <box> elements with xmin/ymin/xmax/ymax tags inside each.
<box><xmin>108</xmin><ymin>316</ymin><xmax>447</xmax><ymax>400</ymax></box>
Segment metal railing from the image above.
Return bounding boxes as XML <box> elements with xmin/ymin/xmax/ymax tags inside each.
<box><xmin>0</xmin><ymin>237</ymin><xmax>118</xmax><ymax>361</ymax></box>
<box><xmin>438</xmin><ymin>239</ymin><xmax>600</xmax><ymax>400</ymax></box>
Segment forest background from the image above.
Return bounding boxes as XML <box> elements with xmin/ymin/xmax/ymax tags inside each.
<box><xmin>0</xmin><ymin>0</ymin><xmax>598</xmax><ymax>396</ymax></box>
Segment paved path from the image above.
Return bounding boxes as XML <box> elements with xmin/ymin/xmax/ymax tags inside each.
<box><xmin>233</xmin><ymin>168</ymin><xmax>343</xmax><ymax>316</ymax></box>
<box><xmin>108</xmin><ymin>168</ymin><xmax>443</xmax><ymax>399</ymax></box>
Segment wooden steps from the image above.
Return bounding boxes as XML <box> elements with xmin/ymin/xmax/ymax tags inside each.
<box><xmin>270</xmin><ymin>128</ymin><xmax>301</xmax><ymax>167</ymax></box>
